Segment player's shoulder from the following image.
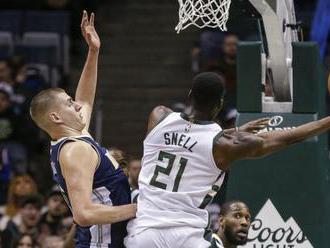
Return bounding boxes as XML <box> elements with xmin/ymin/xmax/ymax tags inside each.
<box><xmin>60</xmin><ymin>140</ymin><xmax>97</xmax><ymax>162</ymax></box>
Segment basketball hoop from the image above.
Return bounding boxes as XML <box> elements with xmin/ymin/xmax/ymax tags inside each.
<box><xmin>175</xmin><ymin>0</ymin><xmax>232</xmax><ymax>33</ymax></box>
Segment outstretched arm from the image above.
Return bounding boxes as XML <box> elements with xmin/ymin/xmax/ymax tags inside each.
<box><xmin>75</xmin><ymin>11</ymin><xmax>101</xmax><ymax>132</ymax></box>
<box><xmin>60</xmin><ymin>141</ymin><xmax>136</xmax><ymax>226</ymax></box>
<box><xmin>214</xmin><ymin>116</ymin><xmax>330</xmax><ymax>170</ymax></box>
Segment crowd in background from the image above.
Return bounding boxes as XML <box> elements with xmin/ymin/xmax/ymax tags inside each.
<box><xmin>0</xmin><ymin>1</ymin><xmax>103</xmax><ymax>247</ymax></box>
<box><xmin>0</xmin><ymin>155</ymin><xmax>141</xmax><ymax>247</ymax></box>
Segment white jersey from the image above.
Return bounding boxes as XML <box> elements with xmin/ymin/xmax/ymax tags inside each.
<box><xmin>127</xmin><ymin>112</ymin><xmax>226</xmax><ymax>236</ymax></box>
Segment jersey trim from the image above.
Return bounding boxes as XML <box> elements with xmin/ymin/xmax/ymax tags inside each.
<box><xmin>211</xmin><ymin>233</ymin><xmax>224</xmax><ymax>248</ymax></box>
<box><xmin>50</xmin><ymin>134</ymin><xmax>92</xmax><ymax>145</ymax></box>
<box><xmin>55</xmin><ymin>137</ymin><xmax>101</xmax><ymax>176</ymax></box>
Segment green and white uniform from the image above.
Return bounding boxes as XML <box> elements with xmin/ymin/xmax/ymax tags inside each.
<box><xmin>125</xmin><ymin>112</ymin><xmax>226</xmax><ymax>248</ymax></box>
<box><xmin>210</xmin><ymin>233</ymin><xmax>224</xmax><ymax>248</ymax></box>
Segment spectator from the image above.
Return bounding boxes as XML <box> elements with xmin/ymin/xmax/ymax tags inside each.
<box><xmin>38</xmin><ymin>186</ymin><xmax>69</xmax><ymax>238</ymax></box>
<box><xmin>58</xmin><ymin>214</ymin><xmax>73</xmax><ymax>238</ymax></box>
<box><xmin>3</xmin><ymin>194</ymin><xmax>43</xmax><ymax>246</ymax></box>
<box><xmin>128</xmin><ymin>158</ymin><xmax>141</xmax><ymax>203</ymax></box>
<box><xmin>0</xmin><ymin>59</ymin><xmax>15</xmax><ymax>85</ymax></box>
<box><xmin>11</xmin><ymin>233</ymin><xmax>38</xmax><ymax>248</ymax></box>
<box><xmin>205</xmin><ymin>33</ymin><xmax>239</xmax><ymax>109</ymax></box>
<box><xmin>210</xmin><ymin>200</ymin><xmax>251</xmax><ymax>248</ymax></box>
<box><xmin>0</xmin><ymin>147</ymin><xmax>11</xmax><ymax>205</ymax></box>
<box><xmin>108</xmin><ymin>147</ymin><xmax>129</xmax><ymax>176</ymax></box>
<box><xmin>128</xmin><ymin>159</ymin><xmax>141</xmax><ymax>191</ymax></box>
<box><xmin>0</xmin><ymin>175</ymin><xmax>37</xmax><ymax>219</ymax></box>
<box><xmin>0</xmin><ymin>82</ymin><xmax>28</xmax><ymax>175</ymax></box>
<box><xmin>9</xmin><ymin>57</ymin><xmax>47</xmax><ymax>120</ymax></box>
<box><xmin>41</xmin><ymin>235</ymin><xmax>64</xmax><ymax>248</ymax></box>
<box><xmin>2</xmin><ymin>56</ymin><xmax>47</xmax><ymax>157</ymax></box>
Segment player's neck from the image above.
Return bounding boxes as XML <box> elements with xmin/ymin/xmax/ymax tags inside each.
<box><xmin>187</xmin><ymin>109</ymin><xmax>213</xmax><ymax>122</ymax></box>
<box><xmin>218</xmin><ymin>232</ymin><xmax>237</xmax><ymax>248</ymax></box>
<box><xmin>50</xmin><ymin>128</ymin><xmax>83</xmax><ymax>141</ymax></box>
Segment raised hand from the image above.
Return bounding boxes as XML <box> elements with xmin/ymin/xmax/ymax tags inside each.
<box><xmin>239</xmin><ymin>118</ymin><xmax>270</xmax><ymax>134</ymax></box>
<box><xmin>81</xmin><ymin>10</ymin><xmax>101</xmax><ymax>52</ymax></box>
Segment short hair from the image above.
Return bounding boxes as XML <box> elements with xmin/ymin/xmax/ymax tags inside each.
<box><xmin>30</xmin><ymin>88</ymin><xmax>65</xmax><ymax>129</ymax></box>
<box><xmin>220</xmin><ymin>200</ymin><xmax>248</xmax><ymax>216</ymax></box>
<box><xmin>191</xmin><ymin>72</ymin><xmax>225</xmax><ymax>112</ymax></box>
<box><xmin>18</xmin><ymin>194</ymin><xmax>43</xmax><ymax>209</ymax></box>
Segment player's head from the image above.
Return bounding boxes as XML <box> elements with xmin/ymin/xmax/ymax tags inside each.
<box><xmin>30</xmin><ymin>88</ymin><xmax>86</xmax><ymax>136</ymax></box>
<box><xmin>218</xmin><ymin>200</ymin><xmax>251</xmax><ymax>246</ymax></box>
<box><xmin>189</xmin><ymin>72</ymin><xmax>225</xmax><ymax>120</ymax></box>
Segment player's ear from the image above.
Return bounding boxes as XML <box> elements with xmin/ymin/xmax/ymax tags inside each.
<box><xmin>49</xmin><ymin>112</ymin><xmax>63</xmax><ymax>124</ymax></box>
<box><xmin>188</xmin><ymin>90</ymin><xmax>192</xmax><ymax>103</ymax></box>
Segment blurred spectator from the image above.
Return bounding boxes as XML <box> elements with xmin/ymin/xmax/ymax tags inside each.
<box><xmin>128</xmin><ymin>159</ymin><xmax>141</xmax><ymax>191</ymax></box>
<box><xmin>108</xmin><ymin>148</ymin><xmax>141</xmax><ymax>203</ymax></box>
<box><xmin>191</xmin><ymin>31</ymin><xmax>225</xmax><ymax>73</ymax></box>
<box><xmin>0</xmin><ymin>175</ymin><xmax>37</xmax><ymax>219</ymax></box>
<box><xmin>2</xmin><ymin>194</ymin><xmax>43</xmax><ymax>246</ymax></box>
<box><xmin>62</xmin><ymin>223</ymin><xmax>76</xmax><ymax>248</ymax></box>
<box><xmin>0</xmin><ymin>56</ymin><xmax>47</xmax><ymax>157</ymax></box>
<box><xmin>0</xmin><ymin>59</ymin><xmax>15</xmax><ymax>85</ymax></box>
<box><xmin>8</xmin><ymin>56</ymin><xmax>47</xmax><ymax>115</ymax></box>
<box><xmin>11</xmin><ymin>233</ymin><xmax>38</xmax><ymax>248</ymax></box>
<box><xmin>44</xmin><ymin>0</ymin><xmax>71</xmax><ymax>10</ymax></box>
<box><xmin>58</xmin><ymin>214</ymin><xmax>73</xmax><ymax>239</ymax></box>
<box><xmin>205</xmin><ymin>33</ymin><xmax>239</xmax><ymax>109</ymax></box>
<box><xmin>38</xmin><ymin>186</ymin><xmax>69</xmax><ymax>239</ymax></box>
<box><xmin>0</xmin><ymin>82</ymin><xmax>28</xmax><ymax>177</ymax></box>
<box><xmin>108</xmin><ymin>147</ymin><xmax>129</xmax><ymax>176</ymax></box>
<box><xmin>41</xmin><ymin>235</ymin><xmax>64</xmax><ymax>248</ymax></box>
<box><xmin>128</xmin><ymin>158</ymin><xmax>141</xmax><ymax>203</ymax></box>
<box><xmin>0</xmin><ymin>147</ymin><xmax>11</xmax><ymax>204</ymax></box>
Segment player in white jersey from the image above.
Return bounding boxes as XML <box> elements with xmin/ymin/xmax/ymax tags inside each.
<box><xmin>125</xmin><ymin>72</ymin><xmax>330</xmax><ymax>248</ymax></box>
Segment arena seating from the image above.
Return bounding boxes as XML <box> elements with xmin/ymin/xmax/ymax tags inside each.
<box><xmin>0</xmin><ymin>10</ymin><xmax>70</xmax><ymax>86</ymax></box>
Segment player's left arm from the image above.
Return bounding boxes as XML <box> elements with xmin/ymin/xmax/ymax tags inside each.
<box><xmin>214</xmin><ymin>116</ymin><xmax>330</xmax><ymax>170</ymax></box>
<box><xmin>75</xmin><ymin>10</ymin><xmax>101</xmax><ymax>133</ymax></box>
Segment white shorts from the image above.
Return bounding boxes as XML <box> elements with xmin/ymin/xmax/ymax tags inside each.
<box><xmin>124</xmin><ymin>226</ymin><xmax>211</xmax><ymax>248</ymax></box>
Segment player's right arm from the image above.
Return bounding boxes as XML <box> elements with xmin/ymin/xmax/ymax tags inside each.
<box><xmin>59</xmin><ymin>141</ymin><xmax>136</xmax><ymax>227</ymax></box>
<box><xmin>214</xmin><ymin>116</ymin><xmax>330</xmax><ymax>170</ymax></box>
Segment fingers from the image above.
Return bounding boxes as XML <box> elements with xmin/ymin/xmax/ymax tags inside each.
<box><xmin>256</xmin><ymin>117</ymin><xmax>270</xmax><ymax>123</ymax></box>
<box><xmin>81</xmin><ymin>10</ymin><xmax>88</xmax><ymax>28</ymax></box>
<box><xmin>90</xmin><ymin>12</ymin><xmax>95</xmax><ymax>27</ymax></box>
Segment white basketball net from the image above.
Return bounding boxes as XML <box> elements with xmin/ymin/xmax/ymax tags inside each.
<box><xmin>175</xmin><ymin>0</ymin><xmax>232</xmax><ymax>33</ymax></box>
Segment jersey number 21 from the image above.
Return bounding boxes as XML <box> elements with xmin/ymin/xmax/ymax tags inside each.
<box><xmin>149</xmin><ymin>151</ymin><xmax>188</xmax><ymax>192</ymax></box>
